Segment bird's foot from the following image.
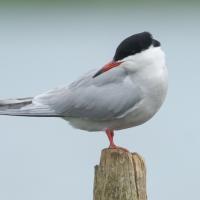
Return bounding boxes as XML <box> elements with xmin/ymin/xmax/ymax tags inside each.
<box><xmin>105</xmin><ymin>128</ymin><xmax>129</xmax><ymax>152</ymax></box>
<box><xmin>108</xmin><ymin>144</ymin><xmax>129</xmax><ymax>152</ymax></box>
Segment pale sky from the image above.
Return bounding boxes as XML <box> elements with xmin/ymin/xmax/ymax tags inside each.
<box><xmin>0</xmin><ymin>4</ymin><xmax>199</xmax><ymax>200</ymax></box>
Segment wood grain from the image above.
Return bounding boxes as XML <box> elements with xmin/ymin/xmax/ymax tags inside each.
<box><xmin>93</xmin><ymin>148</ymin><xmax>147</xmax><ymax>200</ymax></box>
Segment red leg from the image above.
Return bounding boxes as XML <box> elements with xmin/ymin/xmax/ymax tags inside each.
<box><xmin>105</xmin><ymin>128</ymin><xmax>129</xmax><ymax>152</ymax></box>
<box><xmin>106</xmin><ymin>128</ymin><xmax>117</xmax><ymax>148</ymax></box>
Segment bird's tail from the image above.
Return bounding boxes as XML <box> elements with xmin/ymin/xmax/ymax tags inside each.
<box><xmin>0</xmin><ymin>97</ymin><xmax>59</xmax><ymax>117</ymax></box>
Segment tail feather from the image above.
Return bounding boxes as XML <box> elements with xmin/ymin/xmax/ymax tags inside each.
<box><xmin>0</xmin><ymin>97</ymin><xmax>33</xmax><ymax>110</ymax></box>
<box><xmin>0</xmin><ymin>97</ymin><xmax>60</xmax><ymax>117</ymax></box>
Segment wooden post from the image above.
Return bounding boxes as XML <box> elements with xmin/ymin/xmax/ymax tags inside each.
<box><xmin>93</xmin><ymin>148</ymin><xmax>147</xmax><ymax>200</ymax></box>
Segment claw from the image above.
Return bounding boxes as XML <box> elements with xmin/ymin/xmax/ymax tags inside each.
<box><xmin>105</xmin><ymin>129</ymin><xmax>129</xmax><ymax>152</ymax></box>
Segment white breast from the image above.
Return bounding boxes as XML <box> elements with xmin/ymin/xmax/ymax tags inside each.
<box><xmin>115</xmin><ymin>46</ymin><xmax>168</xmax><ymax>129</ymax></box>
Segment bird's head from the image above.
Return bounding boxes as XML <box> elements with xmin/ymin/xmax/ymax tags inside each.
<box><xmin>93</xmin><ymin>32</ymin><xmax>163</xmax><ymax>78</ymax></box>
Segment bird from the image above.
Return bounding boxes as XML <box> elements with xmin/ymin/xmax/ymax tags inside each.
<box><xmin>0</xmin><ymin>32</ymin><xmax>168</xmax><ymax>149</ymax></box>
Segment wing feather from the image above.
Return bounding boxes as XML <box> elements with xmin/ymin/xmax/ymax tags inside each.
<box><xmin>34</xmin><ymin>68</ymin><xmax>142</xmax><ymax>120</ymax></box>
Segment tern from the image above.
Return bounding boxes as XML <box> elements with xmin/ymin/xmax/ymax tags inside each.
<box><xmin>0</xmin><ymin>32</ymin><xmax>168</xmax><ymax>149</ymax></box>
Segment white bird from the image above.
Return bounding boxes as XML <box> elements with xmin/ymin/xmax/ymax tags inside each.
<box><xmin>0</xmin><ymin>32</ymin><xmax>168</xmax><ymax>149</ymax></box>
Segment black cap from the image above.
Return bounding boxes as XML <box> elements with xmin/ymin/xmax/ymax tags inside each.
<box><xmin>113</xmin><ymin>32</ymin><xmax>160</xmax><ymax>61</ymax></box>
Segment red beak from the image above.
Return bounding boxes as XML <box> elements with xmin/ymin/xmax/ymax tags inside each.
<box><xmin>93</xmin><ymin>61</ymin><xmax>123</xmax><ymax>78</ymax></box>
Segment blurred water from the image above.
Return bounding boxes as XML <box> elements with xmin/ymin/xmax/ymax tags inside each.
<box><xmin>0</xmin><ymin>4</ymin><xmax>199</xmax><ymax>200</ymax></box>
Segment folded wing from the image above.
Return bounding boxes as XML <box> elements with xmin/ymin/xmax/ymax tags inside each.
<box><xmin>34</xmin><ymin>68</ymin><xmax>143</xmax><ymax>120</ymax></box>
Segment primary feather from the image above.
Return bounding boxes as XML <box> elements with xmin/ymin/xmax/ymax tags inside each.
<box><xmin>0</xmin><ymin>97</ymin><xmax>58</xmax><ymax>117</ymax></box>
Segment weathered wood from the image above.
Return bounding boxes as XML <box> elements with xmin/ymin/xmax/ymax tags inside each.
<box><xmin>93</xmin><ymin>148</ymin><xmax>147</xmax><ymax>200</ymax></box>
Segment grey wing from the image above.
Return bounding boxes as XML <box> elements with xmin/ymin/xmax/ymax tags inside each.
<box><xmin>34</xmin><ymin>68</ymin><xmax>142</xmax><ymax>120</ymax></box>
